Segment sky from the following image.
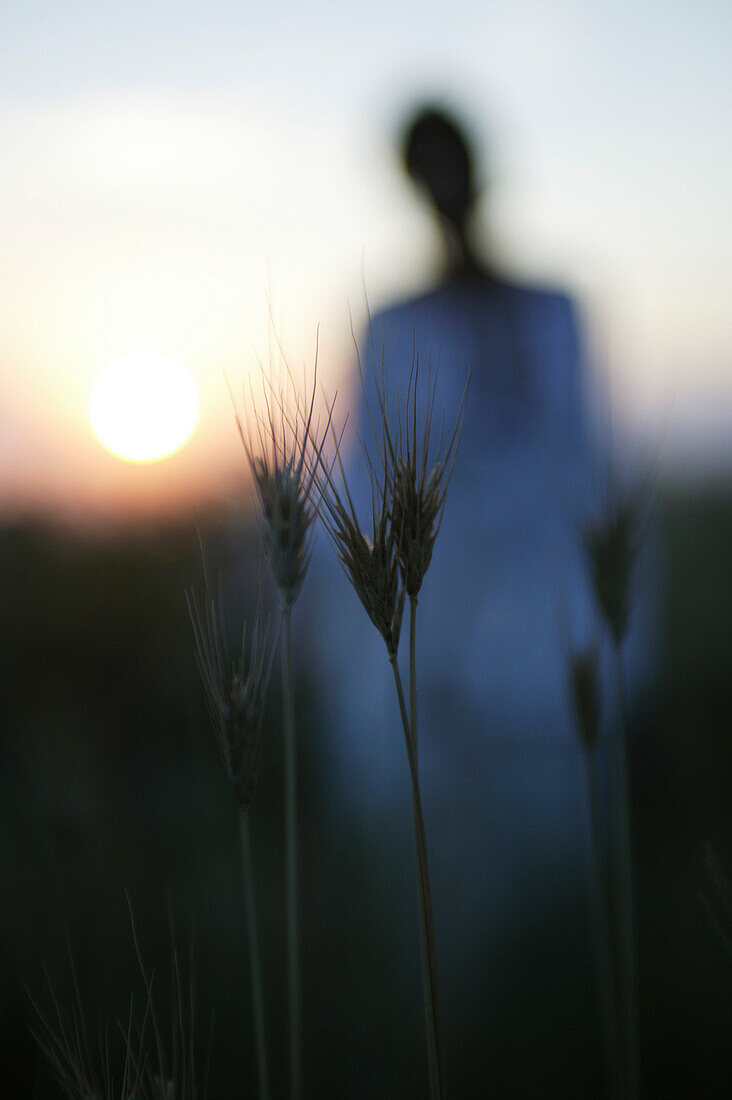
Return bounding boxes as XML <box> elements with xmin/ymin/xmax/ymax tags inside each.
<box><xmin>1</xmin><ymin>0</ymin><xmax>730</xmax><ymax>519</ymax></box>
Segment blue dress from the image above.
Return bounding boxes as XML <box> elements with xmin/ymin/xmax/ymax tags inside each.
<box><xmin>304</xmin><ymin>275</ymin><xmax>659</xmax><ymax>995</ymax></box>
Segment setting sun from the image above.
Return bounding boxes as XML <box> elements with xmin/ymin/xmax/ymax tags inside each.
<box><xmin>88</xmin><ymin>352</ymin><xmax>200</xmax><ymax>463</ymax></box>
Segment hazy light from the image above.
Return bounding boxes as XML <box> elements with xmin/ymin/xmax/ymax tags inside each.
<box><xmin>89</xmin><ymin>352</ymin><xmax>200</xmax><ymax>462</ymax></box>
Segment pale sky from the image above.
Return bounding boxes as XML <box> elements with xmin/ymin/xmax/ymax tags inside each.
<box><xmin>1</xmin><ymin>0</ymin><xmax>730</xmax><ymax>518</ymax></box>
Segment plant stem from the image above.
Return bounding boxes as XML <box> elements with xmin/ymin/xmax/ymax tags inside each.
<box><xmin>281</xmin><ymin>607</ymin><xmax>301</xmax><ymax>1098</ymax></box>
<box><xmin>238</xmin><ymin>808</ymin><xmax>271</xmax><ymax>1100</ymax></box>
<box><xmin>406</xmin><ymin>598</ymin><xmax>444</xmax><ymax>1094</ymax></box>
<box><xmin>582</xmin><ymin>748</ymin><xmax>622</xmax><ymax>1098</ymax></box>
<box><xmin>390</xmin><ymin>657</ymin><xmax>445</xmax><ymax>1099</ymax></box>
<box><xmin>611</xmin><ymin>647</ymin><xmax>639</xmax><ymax>1099</ymax></box>
<box><xmin>409</xmin><ymin>596</ymin><xmax>419</xmax><ymax>761</ymax></box>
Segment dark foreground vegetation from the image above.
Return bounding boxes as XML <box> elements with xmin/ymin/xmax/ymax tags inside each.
<box><xmin>1</xmin><ymin>483</ymin><xmax>730</xmax><ymax>1097</ymax></box>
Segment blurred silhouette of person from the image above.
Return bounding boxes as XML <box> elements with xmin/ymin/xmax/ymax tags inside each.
<box><xmin>304</xmin><ymin>103</ymin><xmax>658</xmax><ymax>1087</ymax></box>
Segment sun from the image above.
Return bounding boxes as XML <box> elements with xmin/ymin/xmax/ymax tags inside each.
<box><xmin>89</xmin><ymin>352</ymin><xmax>200</xmax><ymax>462</ymax></box>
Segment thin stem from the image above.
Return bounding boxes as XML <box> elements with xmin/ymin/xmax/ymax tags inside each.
<box><xmin>390</xmin><ymin>655</ymin><xmax>411</xmax><ymax>743</ymax></box>
<box><xmin>409</xmin><ymin>596</ymin><xmax>419</xmax><ymax>761</ymax></box>
<box><xmin>238</xmin><ymin>808</ymin><xmax>271</xmax><ymax>1100</ymax></box>
<box><xmin>582</xmin><ymin>748</ymin><xmax>622</xmax><ymax>1099</ymax></box>
<box><xmin>390</xmin><ymin>657</ymin><xmax>445</xmax><ymax>1099</ymax></box>
<box><xmin>281</xmin><ymin>607</ymin><xmax>301</xmax><ymax>1098</ymax></box>
<box><xmin>611</xmin><ymin>646</ymin><xmax>640</xmax><ymax>1099</ymax></box>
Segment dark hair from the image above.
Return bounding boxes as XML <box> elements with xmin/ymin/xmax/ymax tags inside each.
<box><xmin>402</xmin><ymin>105</ymin><xmax>476</xmax><ymax>226</ymax></box>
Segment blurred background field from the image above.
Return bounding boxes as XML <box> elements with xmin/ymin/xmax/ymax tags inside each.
<box><xmin>1</xmin><ymin>0</ymin><xmax>731</xmax><ymax>1095</ymax></box>
<box><xmin>1</xmin><ymin>479</ymin><xmax>730</xmax><ymax>1096</ymax></box>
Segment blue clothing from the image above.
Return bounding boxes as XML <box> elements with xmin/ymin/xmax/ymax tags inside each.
<box><xmin>304</xmin><ymin>275</ymin><xmax>658</xmax><ymax>985</ymax></box>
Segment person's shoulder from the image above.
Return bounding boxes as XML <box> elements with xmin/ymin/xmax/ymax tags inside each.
<box><xmin>365</xmin><ymin>285</ymin><xmax>447</xmax><ymax>330</ymax></box>
<box><xmin>501</xmin><ymin>280</ymin><xmax>582</xmax><ymax>354</ymax></box>
<box><xmin>363</xmin><ymin>276</ymin><xmax>579</xmax><ymax>351</ymax></box>
<box><xmin>359</xmin><ymin>287</ymin><xmax>451</xmax><ymax>370</ymax></box>
<box><xmin>371</xmin><ymin>276</ymin><xmax>575</xmax><ymax>314</ymax></box>
<box><xmin>499</xmin><ymin>277</ymin><xmax>576</xmax><ymax>318</ymax></box>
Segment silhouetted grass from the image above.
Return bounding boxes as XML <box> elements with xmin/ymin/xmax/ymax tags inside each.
<box><xmin>1</xmin><ymin>483</ymin><xmax>731</xmax><ymax>1096</ymax></box>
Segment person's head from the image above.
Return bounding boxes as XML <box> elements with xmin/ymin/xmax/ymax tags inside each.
<box><xmin>402</xmin><ymin>105</ymin><xmax>477</xmax><ymax>231</ymax></box>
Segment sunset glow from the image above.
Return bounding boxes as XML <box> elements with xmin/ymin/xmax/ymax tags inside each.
<box><xmin>0</xmin><ymin>1</ymin><xmax>728</xmax><ymax>518</ymax></box>
<box><xmin>88</xmin><ymin>352</ymin><xmax>200</xmax><ymax>463</ymax></box>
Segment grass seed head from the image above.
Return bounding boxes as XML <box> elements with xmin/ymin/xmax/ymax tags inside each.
<box><xmin>391</xmin><ymin>454</ymin><xmax>447</xmax><ymax>598</ymax></box>
<box><xmin>250</xmin><ymin>454</ymin><xmax>312</xmax><ymax>610</ymax></box>
<box><xmin>29</xmin><ymin>916</ymin><xmax>206</xmax><ymax>1100</ymax></box>
<box><xmin>237</xmin><ymin>351</ymin><xmax>333</xmax><ymax>611</ymax></box>
<box><xmin>318</xmin><ymin>447</ymin><xmax>405</xmax><ymax>659</ymax></box>
<box><xmin>187</xmin><ymin>587</ymin><xmax>273</xmax><ymax>810</ymax></box>
<box><xmin>369</xmin><ymin>354</ymin><xmax>468</xmax><ymax>599</ymax></box>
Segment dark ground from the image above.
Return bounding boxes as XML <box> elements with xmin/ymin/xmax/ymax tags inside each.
<box><xmin>1</xmin><ymin>482</ymin><xmax>730</xmax><ymax>1098</ymax></box>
